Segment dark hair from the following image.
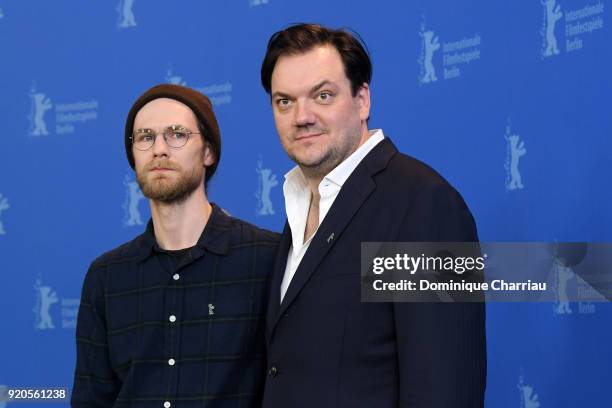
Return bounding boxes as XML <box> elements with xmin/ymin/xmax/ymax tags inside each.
<box><xmin>261</xmin><ymin>23</ymin><xmax>372</xmax><ymax>96</ymax></box>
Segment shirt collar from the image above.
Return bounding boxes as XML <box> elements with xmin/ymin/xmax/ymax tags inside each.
<box><xmin>283</xmin><ymin>164</ymin><xmax>309</xmax><ymax>197</ymax></box>
<box><xmin>137</xmin><ymin>202</ymin><xmax>232</xmax><ymax>261</ymax></box>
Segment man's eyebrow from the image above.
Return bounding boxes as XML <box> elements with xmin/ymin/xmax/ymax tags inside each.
<box><xmin>271</xmin><ymin>91</ymin><xmax>291</xmax><ymax>99</ymax></box>
<box><xmin>271</xmin><ymin>80</ymin><xmax>337</xmax><ymax>100</ymax></box>
<box><xmin>309</xmin><ymin>80</ymin><xmax>335</xmax><ymax>94</ymax></box>
<box><xmin>134</xmin><ymin>125</ymin><xmax>188</xmax><ymax>132</ymax></box>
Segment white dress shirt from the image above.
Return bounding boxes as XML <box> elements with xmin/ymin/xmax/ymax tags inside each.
<box><xmin>280</xmin><ymin>129</ymin><xmax>385</xmax><ymax>302</ymax></box>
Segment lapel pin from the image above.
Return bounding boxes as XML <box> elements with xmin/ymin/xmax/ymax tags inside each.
<box><xmin>208</xmin><ymin>303</ymin><xmax>215</xmax><ymax>316</ymax></box>
<box><xmin>327</xmin><ymin>233</ymin><xmax>335</xmax><ymax>243</ymax></box>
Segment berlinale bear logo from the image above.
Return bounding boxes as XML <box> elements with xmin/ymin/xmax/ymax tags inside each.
<box><xmin>29</xmin><ymin>83</ymin><xmax>53</xmax><ymax>136</ymax></box>
<box><xmin>0</xmin><ymin>193</ymin><xmax>9</xmax><ymax>235</ymax></box>
<box><xmin>123</xmin><ymin>175</ymin><xmax>145</xmax><ymax>227</ymax></box>
<box><xmin>518</xmin><ymin>373</ymin><xmax>541</xmax><ymax>408</ymax></box>
<box><xmin>418</xmin><ymin>17</ymin><xmax>441</xmax><ymax>85</ymax></box>
<box><xmin>504</xmin><ymin>120</ymin><xmax>527</xmax><ymax>191</ymax></box>
<box><xmin>117</xmin><ymin>0</ymin><xmax>137</xmax><ymax>29</ymax></box>
<box><xmin>34</xmin><ymin>277</ymin><xmax>59</xmax><ymax>330</ymax></box>
<box><xmin>541</xmin><ymin>0</ymin><xmax>563</xmax><ymax>57</ymax></box>
<box><xmin>255</xmin><ymin>158</ymin><xmax>278</xmax><ymax>216</ymax></box>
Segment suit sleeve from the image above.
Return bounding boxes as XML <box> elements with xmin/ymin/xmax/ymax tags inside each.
<box><xmin>71</xmin><ymin>264</ymin><xmax>121</xmax><ymax>407</ymax></box>
<box><xmin>393</xmin><ymin>182</ymin><xmax>487</xmax><ymax>408</ymax></box>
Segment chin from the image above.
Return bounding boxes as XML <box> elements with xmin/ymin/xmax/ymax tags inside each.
<box><xmin>297</xmin><ymin>155</ymin><xmax>332</xmax><ymax>172</ymax></box>
<box><xmin>296</xmin><ymin>147</ymin><xmax>327</xmax><ymax>163</ymax></box>
<box><xmin>294</xmin><ymin>153</ymin><xmax>322</xmax><ymax>167</ymax></box>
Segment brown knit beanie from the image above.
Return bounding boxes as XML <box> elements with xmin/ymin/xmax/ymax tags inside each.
<box><xmin>125</xmin><ymin>84</ymin><xmax>221</xmax><ymax>182</ymax></box>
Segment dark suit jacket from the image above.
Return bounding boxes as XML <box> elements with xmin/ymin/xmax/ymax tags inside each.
<box><xmin>263</xmin><ymin>139</ymin><xmax>486</xmax><ymax>408</ymax></box>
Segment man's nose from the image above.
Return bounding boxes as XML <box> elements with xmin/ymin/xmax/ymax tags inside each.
<box><xmin>294</xmin><ymin>100</ymin><xmax>316</xmax><ymax>127</ymax></box>
<box><xmin>152</xmin><ymin>134</ymin><xmax>169</xmax><ymax>157</ymax></box>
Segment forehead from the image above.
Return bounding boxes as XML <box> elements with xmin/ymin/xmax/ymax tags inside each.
<box><xmin>271</xmin><ymin>45</ymin><xmax>348</xmax><ymax>94</ymax></box>
<box><xmin>133</xmin><ymin>98</ymin><xmax>198</xmax><ymax>129</ymax></box>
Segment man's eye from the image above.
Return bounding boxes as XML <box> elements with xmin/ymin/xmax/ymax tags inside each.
<box><xmin>172</xmin><ymin>132</ymin><xmax>188</xmax><ymax>140</ymax></box>
<box><xmin>276</xmin><ymin>98</ymin><xmax>290</xmax><ymax>107</ymax></box>
<box><xmin>317</xmin><ymin>92</ymin><xmax>332</xmax><ymax>102</ymax></box>
<box><xmin>136</xmin><ymin>134</ymin><xmax>153</xmax><ymax>143</ymax></box>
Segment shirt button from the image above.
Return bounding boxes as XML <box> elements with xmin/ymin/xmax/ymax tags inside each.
<box><xmin>164</xmin><ymin>402</ymin><xmax>171</xmax><ymax>408</ymax></box>
<box><xmin>268</xmin><ymin>366</ymin><xmax>278</xmax><ymax>377</ymax></box>
<box><xmin>169</xmin><ymin>315</ymin><xmax>177</xmax><ymax>323</ymax></box>
<box><xmin>173</xmin><ymin>273</ymin><xmax>180</xmax><ymax>281</ymax></box>
<box><xmin>168</xmin><ymin>358</ymin><xmax>176</xmax><ymax>366</ymax></box>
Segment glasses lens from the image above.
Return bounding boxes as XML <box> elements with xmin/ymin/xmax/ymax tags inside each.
<box><xmin>133</xmin><ymin>132</ymin><xmax>154</xmax><ymax>151</ymax></box>
<box><xmin>164</xmin><ymin>129</ymin><xmax>189</xmax><ymax>148</ymax></box>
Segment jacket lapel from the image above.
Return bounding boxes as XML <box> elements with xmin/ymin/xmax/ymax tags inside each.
<box><xmin>266</xmin><ymin>221</ymin><xmax>292</xmax><ymax>340</ymax></box>
<box><xmin>268</xmin><ymin>139</ymin><xmax>398</xmax><ymax>336</ymax></box>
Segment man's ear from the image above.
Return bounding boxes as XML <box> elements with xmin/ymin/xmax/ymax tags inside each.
<box><xmin>203</xmin><ymin>144</ymin><xmax>215</xmax><ymax>167</ymax></box>
<box><xmin>356</xmin><ymin>82</ymin><xmax>371</xmax><ymax>122</ymax></box>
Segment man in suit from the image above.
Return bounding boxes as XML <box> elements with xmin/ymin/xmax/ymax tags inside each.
<box><xmin>259</xmin><ymin>24</ymin><xmax>487</xmax><ymax>407</ymax></box>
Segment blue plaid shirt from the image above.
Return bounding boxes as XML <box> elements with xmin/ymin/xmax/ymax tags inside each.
<box><xmin>72</xmin><ymin>204</ymin><xmax>280</xmax><ymax>408</ymax></box>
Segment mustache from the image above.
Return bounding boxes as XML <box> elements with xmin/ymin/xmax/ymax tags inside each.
<box><xmin>293</xmin><ymin>126</ymin><xmax>326</xmax><ymax>139</ymax></box>
<box><xmin>144</xmin><ymin>159</ymin><xmax>180</xmax><ymax>172</ymax></box>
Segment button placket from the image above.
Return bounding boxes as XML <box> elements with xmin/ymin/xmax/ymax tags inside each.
<box><xmin>164</xmin><ymin>264</ymin><xmax>183</xmax><ymax>400</ymax></box>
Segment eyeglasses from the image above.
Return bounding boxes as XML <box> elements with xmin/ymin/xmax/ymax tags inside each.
<box><xmin>131</xmin><ymin>125</ymin><xmax>201</xmax><ymax>151</ymax></box>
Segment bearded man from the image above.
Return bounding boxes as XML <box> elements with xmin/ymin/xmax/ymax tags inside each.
<box><xmin>71</xmin><ymin>84</ymin><xmax>279</xmax><ymax>408</ymax></box>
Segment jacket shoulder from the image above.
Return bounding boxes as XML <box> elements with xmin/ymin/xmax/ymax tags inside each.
<box><xmin>90</xmin><ymin>233</ymin><xmax>147</xmax><ymax>268</ymax></box>
<box><xmin>225</xmin><ymin>215</ymin><xmax>281</xmax><ymax>247</ymax></box>
<box><xmin>383</xmin><ymin>151</ymin><xmax>457</xmax><ymax>193</ymax></box>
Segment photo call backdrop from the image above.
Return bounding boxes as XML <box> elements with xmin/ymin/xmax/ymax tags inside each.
<box><xmin>0</xmin><ymin>0</ymin><xmax>610</xmax><ymax>406</ymax></box>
